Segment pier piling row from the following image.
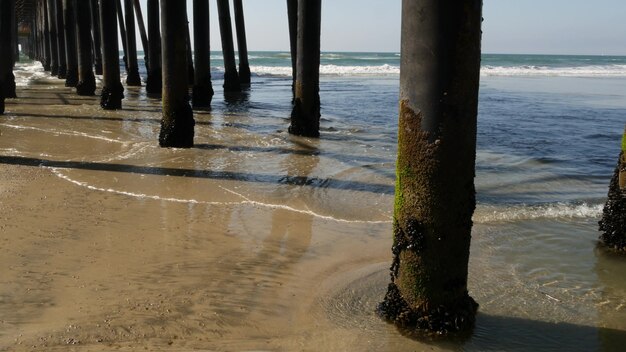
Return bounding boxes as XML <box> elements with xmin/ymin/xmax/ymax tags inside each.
<box><xmin>4</xmin><ymin>2</ymin><xmax>501</xmax><ymax>336</ymax></box>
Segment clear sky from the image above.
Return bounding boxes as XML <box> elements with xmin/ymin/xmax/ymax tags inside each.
<box><xmin>133</xmin><ymin>0</ymin><xmax>626</xmax><ymax>55</ymax></box>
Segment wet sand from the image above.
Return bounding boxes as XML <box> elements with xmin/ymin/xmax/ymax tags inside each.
<box><xmin>2</xmin><ymin>75</ymin><xmax>626</xmax><ymax>351</ymax></box>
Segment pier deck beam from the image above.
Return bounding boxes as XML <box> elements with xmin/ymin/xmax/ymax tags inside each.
<box><xmin>377</xmin><ymin>0</ymin><xmax>482</xmax><ymax>335</ymax></box>
<box><xmin>192</xmin><ymin>0</ymin><xmax>214</xmax><ymax>108</ymax></box>
<box><xmin>99</xmin><ymin>0</ymin><xmax>124</xmax><ymax>109</ymax></box>
<box><xmin>76</xmin><ymin>0</ymin><xmax>96</xmax><ymax>96</ymax></box>
<box><xmin>216</xmin><ymin>0</ymin><xmax>240</xmax><ymax>92</ymax></box>
<box><xmin>288</xmin><ymin>0</ymin><xmax>321</xmax><ymax>137</ymax></box>
<box><xmin>145</xmin><ymin>0</ymin><xmax>161</xmax><ymax>95</ymax></box>
<box><xmin>159</xmin><ymin>0</ymin><xmax>194</xmax><ymax>148</ymax></box>
<box><xmin>124</xmin><ymin>0</ymin><xmax>141</xmax><ymax>86</ymax></box>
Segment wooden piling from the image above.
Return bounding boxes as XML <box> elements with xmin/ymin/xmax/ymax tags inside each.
<box><xmin>0</xmin><ymin>0</ymin><xmax>16</xmax><ymax>114</ymax></box>
<box><xmin>133</xmin><ymin>0</ymin><xmax>149</xmax><ymax>67</ymax></box>
<box><xmin>288</xmin><ymin>0</ymin><xmax>321</xmax><ymax>137</ymax></box>
<box><xmin>62</xmin><ymin>0</ymin><xmax>78</xmax><ymax>87</ymax></box>
<box><xmin>185</xmin><ymin>15</ymin><xmax>194</xmax><ymax>84</ymax></box>
<box><xmin>4</xmin><ymin>0</ymin><xmax>16</xmax><ymax>99</ymax></box>
<box><xmin>159</xmin><ymin>0</ymin><xmax>194</xmax><ymax>148</ymax></box>
<box><xmin>42</xmin><ymin>0</ymin><xmax>51</xmax><ymax>71</ymax></box>
<box><xmin>145</xmin><ymin>0</ymin><xmax>161</xmax><ymax>95</ymax></box>
<box><xmin>233</xmin><ymin>0</ymin><xmax>250</xmax><ymax>86</ymax></box>
<box><xmin>216</xmin><ymin>0</ymin><xmax>240</xmax><ymax>92</ymax></box>
<box><xmin>76</xmin><ymin>0</ymin><xmax>96</xmax><ymax>96</ymax></box>
<box><xmin>286</xmin><ymin>0</ymin><xmax>297</xmax><ymax>100</ymax></box>
<box><xmin>46</xmin><ymin>0</ymin><xmax>59</xmax><ymax>75</ymax></box>
<box><xmin>54</xmin><ymin>0</ymin><xmax>67</xmax><ymax>79</ymax></box>
<box><xmin>89</xmin><ymin>0</ymin><xmax>103</xmax><ymax>75</ymax></box>
<box><xmin>99</xmin><ymin>0</ymin><xmax>124</xmax><ymax>109</ymax></box>
<box><xmin>116</xmin><ymin>0</ymin><xmax>129</xmax><ymax>71</ymax></box>
<box><xmin>123</xmin><ymin>0</ymin><xmax>141</xmax><ymax>86</ymax></box>
<box><xmin>192</xmin><ymin>0</ymin><xmax>214</xmax><ymax>108</ymax></box>
<box><xmin>377</xmin><ymin>0</ymin><xmax>482</xmax><ymax>334</ymax></box>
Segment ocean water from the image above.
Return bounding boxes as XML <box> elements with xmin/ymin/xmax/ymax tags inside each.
<box><xmin>3</xmin><ymin>52</ymin><xmax>626</xmax><ymax>350</ymax></box>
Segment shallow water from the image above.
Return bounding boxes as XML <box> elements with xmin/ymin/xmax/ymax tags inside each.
<box><xmin>0</xmin><ymin>59</ymin><xmax>625</xmax><ymax>351</ymax></box>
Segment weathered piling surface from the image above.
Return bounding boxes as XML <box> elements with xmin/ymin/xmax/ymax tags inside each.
<box><xmin>377</xmin><ymin>0</ymin><xmax>482</xmax><ymax>335</ymax></box>
<box><xmin>192</xmin><ymin>0</ymin><xmax>214</xmax><ymax>108</ymax></box>
<box><xmin>100</xmin><ymin>0</ymin><xmax>124</xmax><ymax>109</ymax></box>
<box><xmin>599</xmin><ymin>127</ymin><xmax>626</xmax><ymax>252</ymax></box>
<box><xmin>159</xmin><ymin>0</ymin><xmax>194</xmax><ymax>148</ymax></box>
<box><xmin>216</xmin><ymin>0</ymin><xmax>240</xmax><ymax>92</ymax></box>
<box><xmin>1</xmin><ymin>0</ymin><xmax>17</xmax><ymax>104</ymax></box>
<box><xmin>233</xmin><ymin>0</ymin><xmax>250</xmax><ymax>86</ymax></box>
<box><xmin>123</xmin><ymin>0</ymin><xmax>141</xmax><ymax>86</ymax></box>
<box><xmin>54</xmin><ymin>0</ymin><xmax>67</xmax><ymax>79</ymax></box>
<box><xmin>185</xmin><ymin>16</ymin><xmax>194</xmax><ymax>83</ymax></box>
<box><xmin>145</xmin><ymin>0</ymin><xmax>161</xmax><ymax>95</ymax></box>
<box><xmin>0</xmin><ymin>0</ymin><xmax>15</xmax><ymax>114</ymax></box>
<box><xmin>46</xmin><ymin>0</ymin><xmax>59</xmax><ymax>75</ymax></box>
<box><xmin>76</xmin><ymin>0</ymin><xmax>96</xmax><ymax>95</ymax></box>
<box><xmin>288</xmin><ymin>0</ymin><xmax>321</xmax><ymax>137</ymax></box>
<box><xmin>116</xmin><ymin>0</ymin><xmax>129</xmax><ymax>71</ymax></box>
<box><xmin>133</xmin><ymin>0</ymin><xmax>149</xmax><ymax>67</ymax></box>
<box><xmin>89</xmin><ymin>0</ymin><xmax>103</xmax><ymax>75</ymax></box>
<box><xmin>287</xmin><ymin>0</ymin><xmax>297</xmax><ymax>100</ymax></box>
<box><xmin>42</xmin><ymin>0</ymin><xmax>51</xmax><ymax>71</ymax></box>
<box><xmin>62</xmin><ymin>0</ymin><xmax>78</xmax><ymax>87</ymax></box>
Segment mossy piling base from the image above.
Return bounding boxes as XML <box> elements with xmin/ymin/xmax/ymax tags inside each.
<box><xmin>100</xmin><ymin>83</ymin><xmax>124</xmax><ymax>110</ymax></box>
<box><xmin>158</xmin><ymin>102</ymin><xmax>195</xmax><ymax>148</ymax></box>
<box><xmin>377</xmin><ymin>283</ymin><xmax>478</xmax><ymax>335</ymax></box>
<box><xmin>599</xmin><ymin>152</ymin><xmax>626</xmax><ymax>252</ymax></box>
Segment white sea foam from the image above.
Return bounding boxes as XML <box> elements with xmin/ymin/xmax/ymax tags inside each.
<box><xmin>251</xmin><ymin>64</ymin><xmax>400</xmax><ymax>77</ymax></box>
<box><xmin>481</xmin><ymin>64</ymin><xmax>626</xmax><ymax>77</ymax></box>
<box><xmin>474</xmin><ymin>202</ymin><xmax>603</xmax><ymax>223</ymax></box>
<box><xmin>50</xmin><ymin>168</ymin><xmax>391</xmax><ymax>224</ymax></box>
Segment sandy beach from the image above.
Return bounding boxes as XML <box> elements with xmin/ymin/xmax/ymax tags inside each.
<box><xmin>2</xmin><ymin>60</ymin><xmax>626</xmax><ymax>351</ymax></box>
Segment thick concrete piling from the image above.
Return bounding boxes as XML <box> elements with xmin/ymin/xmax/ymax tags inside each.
<box><xmin>192</xmin><ymin>0</ymin><xmax>214</xmax><ymax>108</ymax></box>
<box><xmin>62</xmin><ymin>0</ymin><xmax>78</xmax><ymax>87</ymax></box>
<box><xmin>76</xmin><ymin>0</ymin><xmax>96</xmax><ymax>96</ymax></box>
<box><xmin>123</xmin><ymin>0</ymin><xmax>141</xmax><ymax>86</ymax></box>
<box><xmin>377</xmin><ymin>0</ymin><xmax>483</xmax><ymax>335</ymax></box>
<box><xmin>288</xmin><ymin>0</ymin><xmax>321</xmax><ymax>137</ymax></box>
<box><xmin>286</xmin><ymin>0</ymin><xmax>297</xmax><ymax>100</ymax></box>
<box><xmin>90</xmin><ymin>0</ymin><xmax>103</xmax><ymax>75</ymax></box>
<box><xmin>599</xmin><ymin>127</ymin><xmax>626</xmax><ymax>252</ymax></box>
<box><xmin>133</xmin><ymin>0</ymin><xmax>149</xmax><ymax>67</ymax></box>
<box><xmin>145</xmin><ymin>0</ymin><xmax>161</xmax><ymax>95</ymax></box>
<box><xmin>99</xmin><ymin>0</ymin><xmax>124</xmax><ymax>109</ymax></box>
<box><xmin>216</xmin><ymin>0</ymin><xmax>240</xmax><ymax>92</ymax></box>
<box><xmin>159</xmin><ymin>0</ymin><xmax>194</xmax><ymax>148</ymax></box>
<box><xmin>233</xmin><ymin>0</ymin><xmax>250</xmax><ymax>86</ymax></box>
<box><xmin>0</xmin><ymin>0</ymin><xmax>15</xmax><ymax>114</ymax></box>
<box><xmin>42</xmin><ymin>0</ymin><xmax>51</xmax><ymax>71</ymax></box>
<box><xmin>116</xmin><ymin>0</ymin><xmax>129</xmax><ymax>71</ymax></box>
<box><xmin>54</xmin><ymin>0</ymin><xmax>66</xmax><ymax>79</ymax></box>
<box><xmin>46</xmin><ymin>0</ymin><xmax>58</xmax><ymax>75</ymax></box>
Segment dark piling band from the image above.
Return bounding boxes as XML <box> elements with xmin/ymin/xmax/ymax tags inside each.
<box><xmin>65</xmin><ymin>70</ymin><xmax>78</xmax><ymax>88</ymax></box>
<box><xmin>76</xmin><ymin>77</ymin><xmax>96</xmax><ymax>96</ymax></box>
<box><xmin>159</xmin><ymin>102</ymin><xmax>195</xmax><ymax>148</ymax></box>
<box><xmin>192</xmin><ymin>82</ymin><xmax>214</xmax><ymax>108</ymax></box>
<box><xmin>145</xmin><ymin>69</ymin><xmax>162</xmax><ymax>95</ymax></box>
<box><xmin>100</xmin><ymin>82</ymin><xmax>124</xmax><ymax>110</ymax></box>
